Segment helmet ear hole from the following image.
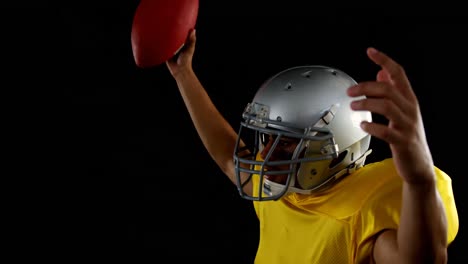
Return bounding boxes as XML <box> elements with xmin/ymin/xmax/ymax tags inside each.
<box><xmin>329</xmin><ymin>150</ymin><xmax>348</xmax><ymax>168</ymax></box>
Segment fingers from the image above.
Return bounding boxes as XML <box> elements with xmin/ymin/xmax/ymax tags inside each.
<box><xmin>177</xmin><ymin>28</ymin><xmax>196</xmax><ymax>59</ymax></box>
<box><xmin>360</xmin><ymin>121</ymin><xmax>405</xmax><ymax>145</ymax></box>
<box><xmin>167</xmin><ymin>29</ymin><xmax>196</xmax><ymax>65</ymax></box>
<box><xmin>350</xmin><ymin>97</ymin><xmax>406</xmax><ymax>124</ymax></box>
<box><xmin>347</xmin><ymin>81</ymin><xmax>413</xmax><ymax>116</ymax></box>
<box><xmin>366</xmin><ymin>47</ymin><xmax>416</xmax><ymax>100</ymax></box>
<box><xmin>347</xmin><ymin>47</ymin><xmax>423</xmax><ymax>145</ymax></box>
<box><xmin>377</xmin><ymin>69</ymin><xmax>391</xmax><ymax>83</ymax></box>
<box><xmin>347</xmin><ymin>47</ymin><xmax>421</xmax><ymax>121</ymax></box>
<box><xmin>185</xmin><ymin>28</ymin><xmax>196</xmax><ymax>54</ymax></box>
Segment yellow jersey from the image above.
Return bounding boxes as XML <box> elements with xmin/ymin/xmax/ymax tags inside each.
<box><xmin>252</xmin><ymin>158</ymin><xmax>459</xmax><ymax>264</ymax></box>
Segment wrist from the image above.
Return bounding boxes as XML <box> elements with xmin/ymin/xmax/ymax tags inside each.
<box><xmin>174</xmin><ymin>66</ymin><xmax>194</xmax><ymax>79</ymax></box>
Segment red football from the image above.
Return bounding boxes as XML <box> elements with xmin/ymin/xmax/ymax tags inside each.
<box><xmin>131</xmin><ymin>0</ymin><xmax>199</xmax><ymax>68</ymax></box>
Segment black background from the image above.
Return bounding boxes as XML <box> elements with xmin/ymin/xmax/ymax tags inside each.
<box><xmin>8</xmin><ymin>2</ymin><xmax>467</xmax><ymax>263</ymax></box>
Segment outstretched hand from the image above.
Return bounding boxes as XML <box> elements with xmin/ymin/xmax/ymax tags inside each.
<box><xmin>166</xmin><ymin>28</ymin><xmax>197</xmax><ymax>77</ymax></box>
<box><xmin>347</xmin><ymin>47</ymin><xmax>435</xmax><ymax>185</ymax></box>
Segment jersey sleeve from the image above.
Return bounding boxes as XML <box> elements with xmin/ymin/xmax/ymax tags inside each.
<box><xmin>354</xmin><ymin>172</ymin><xmax>403</xmax><ymax>263</ymax></box>
<box><xmin>354</xmin><ymin>165</ymin><xmax>459</xmax><ymax>263</ymax></box>
<box><xmin>434</xmin><ymin>166</ymin><xmax>459</xmax><ymax>245</ymax></box>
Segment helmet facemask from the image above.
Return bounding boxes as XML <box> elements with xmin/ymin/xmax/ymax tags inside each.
<box><xmin>234</xmin><ymin>104</ymin><xmax>344</xmax><ymax>201</ymax></box>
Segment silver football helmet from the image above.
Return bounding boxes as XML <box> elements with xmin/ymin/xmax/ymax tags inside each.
<box><xmin>233</xmin><ymin>65</ymin><xmax>372</xmax><ymax>201</ymax></box>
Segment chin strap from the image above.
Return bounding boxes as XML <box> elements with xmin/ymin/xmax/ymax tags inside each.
<box><xmin>334</xmin><ymin>148</ymin><xmax>372</xmax><ymax>179</ymax></box>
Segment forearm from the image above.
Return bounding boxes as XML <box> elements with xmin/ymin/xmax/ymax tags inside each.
<box><xmin>173</xmin><ymin>68</ymin><xmax>244</xmax><ymax>180</ymax></box>
<box><xmin>397</xmin><ymin>178</ymin><xmax>448</xmax><ymax>263</ymax></box>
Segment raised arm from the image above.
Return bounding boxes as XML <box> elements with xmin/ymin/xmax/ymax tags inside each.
<box><xmin>347</xmin><ymin>47</ymin><xmax>448</xmax><ymax>263</ymax></box>
<box><xmin>166</xmin><ymin>29</ymin><xmax>253</xmax><ymax>195</ymax></box>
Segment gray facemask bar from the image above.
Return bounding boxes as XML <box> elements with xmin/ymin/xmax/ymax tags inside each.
<box><xmin>233</xmin><ymin>121</ymin><xmax>339</xmax><ymax>201</ymax></box>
